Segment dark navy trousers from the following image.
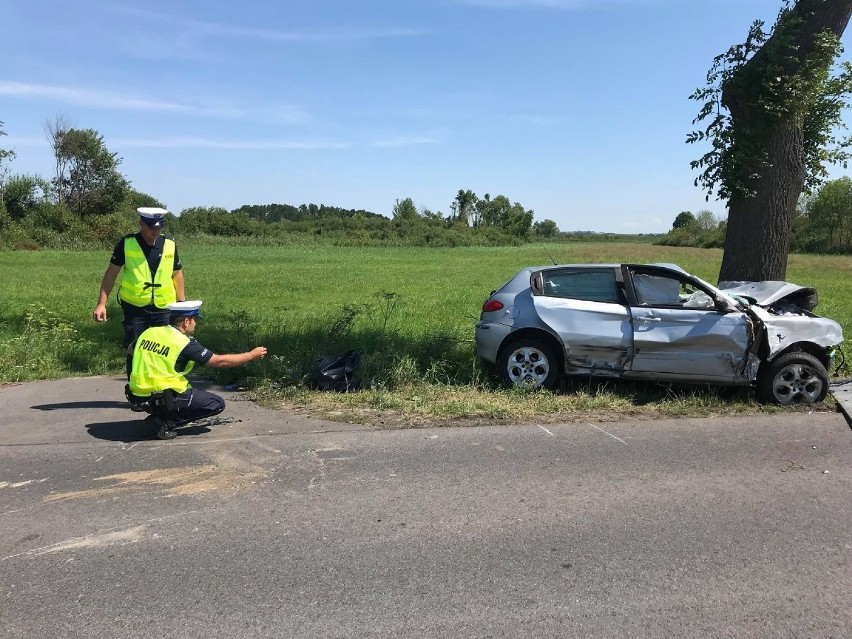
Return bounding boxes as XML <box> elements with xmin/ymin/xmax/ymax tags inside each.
<box><xmin>170</xmin><ymin>388</ymin><xmax>226</xmax><ymax>426</ymax></box>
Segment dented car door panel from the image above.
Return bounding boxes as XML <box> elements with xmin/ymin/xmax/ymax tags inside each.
<box><xmin>531</xmin><ymin>266</ymin><xmax>632</xmax><ymax>373</ymax></box>
<box><xmin>628</xmin><ymin>307</ymin><xmax>752</xmax><ymax>381</ymax></box>
<box><xmin>623</xmin><ymin>265</ymin><xmax>752</xmax><ymax>382</ymax></box>
<box><xmin>534</xmin><ymin>297</ymin><xmax>632</xmax><ymax>372</ymax></box>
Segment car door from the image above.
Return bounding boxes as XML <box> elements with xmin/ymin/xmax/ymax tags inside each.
<box><xmin>531</xmin><ymin>267</ymin><xmax>632</xmax><ymax>372</ymax></box>
<box><xmin>623</xmin><ymin>265</ymin><xmax>751</xmax><ymax>381</ymax></box>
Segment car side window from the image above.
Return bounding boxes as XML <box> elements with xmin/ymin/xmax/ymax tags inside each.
<box><xmin>541</xmin><ymin>269</ymin><xmax>622</xmax><ymax>303</ymax></box>
<box><xmin>630</xmin><ymin>271</ymin><xmax>714</xmax><ymax>309</ymax></box>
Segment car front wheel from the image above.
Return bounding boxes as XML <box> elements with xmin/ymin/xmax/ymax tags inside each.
<box><xmin>498</xmin><ymin>338</ymin><xmax>560</xmax><ymax>390</ymax></box>
<box><xmin>757</xmin><ymin>352</ymin><xmax>829</xmax><ymax>405</ymax></box>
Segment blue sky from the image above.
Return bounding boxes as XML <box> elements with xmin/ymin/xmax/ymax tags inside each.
<box><xmin>2</xmin><ymin>0</ymin><xmax>847</xmax><ymax>233</ymax></box>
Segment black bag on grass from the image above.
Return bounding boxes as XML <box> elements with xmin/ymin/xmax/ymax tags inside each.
<box><xmin>311</xmin><ymin>350</ymin><xmax>362</xmax><ymax>392</ymax></box>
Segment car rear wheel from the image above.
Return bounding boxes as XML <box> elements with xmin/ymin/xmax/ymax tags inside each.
<box><xmin>757</xmin><ymin>352</ymin><xmax>829</xmax><ymax>405</ymax></box>
<box><xmin>498</xmin><ymin>338</ymin><xmax>560</xmax><ymax>390</ymax></box>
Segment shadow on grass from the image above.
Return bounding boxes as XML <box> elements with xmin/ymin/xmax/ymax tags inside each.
<box><xmin>556</xmin><ymin>376</ymin><xmax>758</xmax><ymax>407</ymax></box>
<box><xmin>0</xmin><ymin>302</ymin><xmax>476</xmax><ymax>386</ymax></box>
<box><xmin>197</xmin><ymin>309</ymin><xmax>477</xmax><ymax>390</ymax></box>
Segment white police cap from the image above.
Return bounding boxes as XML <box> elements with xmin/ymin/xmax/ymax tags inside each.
<box><xmin>137</xmin><ymin>206</ymin><xmax>168</xmax><ymax>227</ymax></box>
<box><xmin>167</xmin><ymin>300</ymin><xmax>203</xmax><ymax>318</ymax></box>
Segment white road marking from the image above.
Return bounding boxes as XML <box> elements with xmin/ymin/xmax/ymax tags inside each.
<box><xmin>589</xmin><ymin>424</ymin><xmax>629</xmax><ymax>446</ymax></box>
<box><xmin>1</xmin><ymin>479</ymin><xmax>47</xmax><ymax>489</ymax></box>
<box><xmin>1</xmin><ymin>510</ymin><xmax>201</xmax><ymax>561</ymax></box>
<box><xmin>538</xmin><ymin>424</ymin><xmax>555</xmax><ymax>437</ymax></box>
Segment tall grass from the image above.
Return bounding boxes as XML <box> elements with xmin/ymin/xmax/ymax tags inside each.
<box><xmin>1</xmin><ymin>242</ymin><xmax>849</xmax><ymax>422</ymax></box>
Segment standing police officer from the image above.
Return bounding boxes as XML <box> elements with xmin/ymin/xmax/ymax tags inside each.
<box><xmin>128</xmin><ymin>301</ymin><xmax>267</xmax><ymax>439</ymax></box>
<box><xmin>93</xmin><ymin>207</ymin><xmax>186</xmax><ymax>378</ymax></box>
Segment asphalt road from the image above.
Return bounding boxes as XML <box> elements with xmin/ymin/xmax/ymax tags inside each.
<box><xmin>1</xmin><ymin>377</ymin><xmax>851</xmax><ymax>638</ymax></box>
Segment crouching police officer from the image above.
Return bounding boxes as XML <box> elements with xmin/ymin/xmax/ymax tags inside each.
<box><xmin>128</xmin><ymin>300</ymin><xmax>267</xmax><ymax>440</ymax></box>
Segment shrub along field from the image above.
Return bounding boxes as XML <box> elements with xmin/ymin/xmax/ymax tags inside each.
<box><xmin>1</xmin><ymin>241</ymin><xmax>850</xmax><ymax>424</ymax></box>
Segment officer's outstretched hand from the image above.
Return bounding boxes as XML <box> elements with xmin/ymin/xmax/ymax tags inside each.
<box><xmin>251</xmin><ymin>346</ymin><xmax>268</xmax><ymax>360</ymax></box>
<box><xmin>93</xmin><ymin>303</ymin><xmax>108</xmax><ymax>322</ymax></box>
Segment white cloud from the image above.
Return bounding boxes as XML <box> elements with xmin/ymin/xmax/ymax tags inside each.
<box><xmin>0</xmin><ymin>81</ymin><xmax>309</xmax><ymax>124</ymax></box>
<box><xmin>457</xmin><ymin>0</ymin><xmax>647</xmax><ymax>8</ymax></box>
<box><xmin>111</xmin><ymin>136</ymin><xmax>349</xmax><ymax>150</ymax></box>
<box><xmin>112</xmin><ymin>7</ymin><xmax>429</xmax><ymax>42</ymax></box>
<box><xmin>196</xmin><ymin>23</ymin><xmax>429</xmax><ymax>43</ymax></box>
<box><xmin>115</xmin><ymin>135</ymin><xmax>441</xmax><ymax>150</ymax></box>
<box><xmin>460</xmin><ymin>0</ymin><xmax>579</xmax><ymax>6</ymax></box>
<box><xmin>370</xmin><ymin>135</ymin><xmax>442</xmax><ymax>148</ymax></box>
<box><xmin>0</xmin><ymin>82</ymin><xmax>188</xmax><ymax>113</ymax></box>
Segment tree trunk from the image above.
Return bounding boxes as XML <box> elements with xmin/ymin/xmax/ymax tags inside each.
<box><xmin>718</xmin><ymin>0</ymin><xmax>852</xmax><ymax>283</ymax></box>
<box><xmin>719</xmin><ymin>127</ymin><xmax>804</xmax><ymax>283</ymax></box>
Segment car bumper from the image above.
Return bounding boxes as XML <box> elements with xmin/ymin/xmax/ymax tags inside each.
<box><xmin>475</xmin><ymin>321</ymin><xmax>514</xmax><ymax>363</ymax></box>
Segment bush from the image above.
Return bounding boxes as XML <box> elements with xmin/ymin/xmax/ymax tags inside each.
<box><xmin>2</xmin><ymin>173</ymin><xmax>51</xmax><ymax>221</ymax></box>
<box><xmin>0</xmin><ymin>202</ymin><xmax>10</xmax><ymax>231</ymax></box>
<box><xmin>656</xmin><ymin>228</ymin><xmax>699</xmax><ymax>247</ymax></box>
<box><xmin>89</xmin><ymin>209</ymin><xmax>138</xmax><ymax>246</ymax></box>
<box><xmin>0</xmin><ymin>304</ymin><xmax>97</xmax><ymax>381</ymax></box>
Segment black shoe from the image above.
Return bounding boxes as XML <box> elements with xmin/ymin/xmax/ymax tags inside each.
<box><xmin>157</xmin><ymin>420</ymin><xmax>178</xmax><ymax>440</ymax></box>
<box><xmin>125</xmin><ymin>386</ymin><xmax>147</xmax><ymax>412</ymax></box>
<box><xmin>146</xmin><ymin>415</ymin><xmax>178</xmax><ymax>440</ymax></box>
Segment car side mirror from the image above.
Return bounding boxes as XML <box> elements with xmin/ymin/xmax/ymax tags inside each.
<box><xmin>714</xmin><ymin>298</ymin><xmax>734</xmax><ymax>313</ymax></box>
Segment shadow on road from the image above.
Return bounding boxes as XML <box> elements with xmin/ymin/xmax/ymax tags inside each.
<box><xmin>85</xmin><ymin>419</ymin><xmax>211</xmax><ymax>443</ymax></box>
<box><xmin>32</xmin><ymin>401</ymin><xmax>129</xmax><ymax>411</ymax></box>
<box><xmin>86</xmin><ymin>418</ymin><xmax>155</xmax><ymax>442</ymax></box>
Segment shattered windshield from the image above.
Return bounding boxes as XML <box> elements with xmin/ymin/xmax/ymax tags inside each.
<box><xmin>692</xmin><ymin>274</ymin><xmax>748</xmax><ymax>310</ymax></box>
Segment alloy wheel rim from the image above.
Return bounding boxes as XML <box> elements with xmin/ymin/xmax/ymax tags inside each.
<box><xmin>773</xmin><ymin>363</ymin><xmax>823</xmax><ymax>404</ymax></box>
<box><xmin>507</xmin><ymin>347</ymin><xmax>550</xmax><ymax>389</ymax></box>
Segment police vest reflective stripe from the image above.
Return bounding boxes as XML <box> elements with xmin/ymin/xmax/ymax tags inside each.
<box><xmin>118</xmin><ymin>236</ymin><xmax>177</xmax><ymax>308</ymax></box>
<box><xmin>129</xmin><ymin>326</ymin><xmax>195</xmax><ymax>397</ymax></box>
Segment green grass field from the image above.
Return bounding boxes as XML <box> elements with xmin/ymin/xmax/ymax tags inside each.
<box><xmin>2</xmin><ymin>242</ymin><xmax>850</xmax><ymax>423</ymax></box>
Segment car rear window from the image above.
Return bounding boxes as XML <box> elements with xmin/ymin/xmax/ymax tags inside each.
<box><xmin>541</xmin><ymin>269</ymin><xmax>621</xmax><ymax>303</ymax></box>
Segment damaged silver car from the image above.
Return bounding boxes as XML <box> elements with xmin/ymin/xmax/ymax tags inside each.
<box><xmin>475</xmin><ymin>263</ymin><xmax>843</xmax><ymax>404</ymax></box>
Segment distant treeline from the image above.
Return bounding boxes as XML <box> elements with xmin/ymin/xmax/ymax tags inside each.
<box><xmin>232</xmin><ymin>203</ymin><xmax>385</xmax><ymax>223</ymax></box>
<box><xmin>0</xmin><ymin>121</ymin><xmax>564</xmax><ymax>249</ymax></box>
<box><xmin>167</xmin><ymin>205</ymin><xmax>532</xmax><ymax>248</ymax></box>
<box><xmin>560</xmin><ymin>231</ymin><xmax>661</xmax><ymax>244</ymax></box>
<box><xmin>653</xmin><ymin>177</ymin><xmax>852</xmax><ymax>255</ymax></box>
<box><xmin>2</xmin><ymin>120</ymin><xmax>851</xmax><ymax>254</ymax></box>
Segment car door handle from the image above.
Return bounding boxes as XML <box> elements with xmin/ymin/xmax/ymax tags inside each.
<box><xmin>639</xmin><ymin>317</ymin><xmax>661</xmax><ymax>322</ymax></box>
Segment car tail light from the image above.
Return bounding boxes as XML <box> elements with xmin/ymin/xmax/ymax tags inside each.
<box><xmin>482</xmin><ymin>300</ymin><xmax>504</xmax><ymax>312</ymax></box>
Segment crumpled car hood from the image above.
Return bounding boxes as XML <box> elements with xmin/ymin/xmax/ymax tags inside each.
<box><xmin>718</xmin><ymin>280</ymin><xmax>842</xmax><ymax>359</ymax></box>
<box><xmin>719</xmin><ymin>281</ymin><xmax>818</xmax><ymax>311</ymax></box>
<box><xmin>748</xmin><ymin>305</ymin><xmax>843</xmax><ymax>357</ymax></box>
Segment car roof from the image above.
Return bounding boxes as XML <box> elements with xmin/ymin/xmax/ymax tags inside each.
<box><xmin>519</xmin><ymin>262</ymin><xmax>687</xmax><ymax>273</ymax></box>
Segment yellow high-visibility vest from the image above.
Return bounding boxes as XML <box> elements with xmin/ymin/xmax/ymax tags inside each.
<box><xmin>129</xmin><ymin>326</ymin><xmax>195</xmax><ymax>397</ymax></box>
<box><xmin>118</xmin><ymin>236</ymin><xmax>177</xmax><ymax>308</ymax></box>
